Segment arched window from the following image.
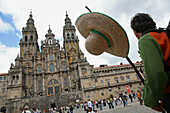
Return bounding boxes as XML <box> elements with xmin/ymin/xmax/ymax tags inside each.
<box><xmin>38</xmin><ymin>67</ymin><xmax>41</xmax><ymax>74</ymax></box>
<box><xmin>30</xmin><ymin>36</ymin><xmax>33</xmax><ymax>41</ymax></box>
<box><xmin>25</xmin><ymin>36</ymin><xmax>28</xmax><ymax>42</ymax></box>
<box><xmin>47</xmin><ymin>79</ymin><xmax>59</xmax><ymax>95</ymax></box>
<box><xmin>67</xmin><ymin>34</ymin><xmax>70</xmax><ymax>39</ymax></box>
<box><xmin>55</xmin><ymin>86</ymin><xmax>59</xmax><ymax>94</ymax></box>
<box><xmin>54</xmin><ymin>80</ymin><xmax>59</xmax><ymax>84</ymax></box>
<box><xmin>50</xmin><ymin>64</ymin><xmax>54</xmax><ymax>72</ymax></box>
<box><xmin>16</xmin><ymin>75</ymin><xmax>19</xmax><ymax>80</ymax></box>
<box><xmin>120</xmin><ymin>76</ymin><xmax>124</xmax><ymax>80</ymax></box>
<box><xmin>49</xmin><ymin>54</ymin><xmax>53</xmax><ymax>61</ymax></box>
<box><xmin>48</xmin><ymin>80</ymin><xmax>53</xmax><ymax>85</ymax></box>
<box><xmin>38</xmin><ymin>81</ymin><xmax>42</xmax><ymax>91</ymax></box>
<box><xmin>64</xmin><ymin>78</ymin><xmax>68</xmax><ymax>87</ymax></box>
<box><xmin>72</xmin><ymin>34</ymin><xmax>74</xmax><ymax>39</ymax></box>
<box><xmin>48</xmin><ymin>87</ymin><xmax>53</xmax><ymax>95</ymax></box>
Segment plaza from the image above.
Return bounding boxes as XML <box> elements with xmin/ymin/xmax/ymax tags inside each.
<box><xmin>73</xmin><ymin>100</ymin><xmax>158</xmax><ymax>113</ymax></box>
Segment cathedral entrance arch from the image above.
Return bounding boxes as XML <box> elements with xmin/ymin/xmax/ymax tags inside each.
<box><xmin>1</xmin><ymin>106</ymin><xmax>6</xmax><ymax>113</ymax></box>
<box><xmin>47</xmin><ymin>79</ymin><xmax>60</xmax><ymax>95</ymax></box>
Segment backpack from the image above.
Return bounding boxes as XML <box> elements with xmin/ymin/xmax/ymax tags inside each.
<box><xmin>143</xmin><ymin>22</ymin><xmax>170</xmax><ymax>86</ymax></box>
<box><xmin>143</xmin><ymin>21</ymin><xmax>170</xmax><ymax>39</ymax></box>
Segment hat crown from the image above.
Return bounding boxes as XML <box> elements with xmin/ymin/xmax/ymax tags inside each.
<box><xmin>85</xmin><ymin>33</ymin><xmax>108</xmax><ymax>55</ymax></box>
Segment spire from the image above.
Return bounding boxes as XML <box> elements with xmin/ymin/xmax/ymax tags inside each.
<box><xmin>65</xmin><ymin>11</ymin><xmax>71</xmax><ymax>25</ymax></box>
<box><xmin>45</xmin><ymin>25</ymin><xmax>55</xmax><ymax>39</ymax></box>
<box><xmin>63</xmin><ymin>11</ymin><xmax>75</xmax><ymax>30</ymax></box>
<box><xmin>48</xmin><ymin>25</ymin><xmax>52</xmax><ymax>34</ymax></box>
<box><xmin>26</xmin><ymin>10</ymin><xmax>35</xmax><ymax>28</ymax></box>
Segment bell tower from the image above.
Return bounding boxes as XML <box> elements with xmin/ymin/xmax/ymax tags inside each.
<box><xmin>63</xmin><ymin>12</ymin><xmax>80</xmax><ymax>64</ymax></box>
<box><xmin>19</xmin><ymin>11</ymin><xmax>39</xmax><ymax>63</ymax></box>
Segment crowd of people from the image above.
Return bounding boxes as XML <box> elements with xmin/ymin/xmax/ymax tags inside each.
<box><xmin>21</xmin><ymin>90</ymin><xmax>143</xmax><ymax>113</ymax></box>
<box><xmin>79</xmin><ymin>90</ymin><xmax>143</xmax><ymax>113</ymax></box>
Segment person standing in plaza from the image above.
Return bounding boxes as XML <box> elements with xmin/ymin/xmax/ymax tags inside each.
<box><xmin>109</xmin><ymin>97</ymin><xmax>114</xmax><ymax>109</ymax></box>
<box><xmin>137</xmin><ymin>90</ymin><xmax>143</xmax><ymax>105</ymax></box>
<box><xmin>107</xmin><ymin>98</ymin><xmax>111</xmax><ymax>109</ymax></box>
<box><xmin>65</xmin><ymin>105</ymin><xmax>70</xmax><ymax>113</ymax></box>
<box><xmin>87</xmin><ymin>99</ymin><xmax>92</xmax><ymax>111</ymax></box>
<box><xmin>98</xmin><ymin>100</ymin><xmax>102</xmax><ymax>111</ymax></box>
<box><xmin>129</xmin><ymin>94</ymin><xmax>133</xmax><ymax>103</ymax></box>
<box><xmin>122</xmin><ymin>95</ymin><xmax>128</xmax><ymax>106</ymax></box>
<box><xmin>70</xmin><ymin>105</ymin><xmax>74</xmax><ymax>113</ymax></box>
<box><xmin>131</xmin><ymin>13</ymin><xmax>170</xmax><ymax>112</ymax></box>
<box><xmin>22</xmin><ymin>106</ymin><xmax>31</xmax><ymax>113</ymax></box>
<box><xmin>114</xmin><ymin>97</ymin><xmax>118</xmax><ymax>106</ymax></box>
<box><xmin>95</xmin><ymin>101</ymin><xmax>98</xmax><ymax>108</ymax></box>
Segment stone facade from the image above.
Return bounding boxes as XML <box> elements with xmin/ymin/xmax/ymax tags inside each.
<box><xmin>0</xmin><ymin>12</ymin><xmax>144</xmax><ymax>113</ymax></box>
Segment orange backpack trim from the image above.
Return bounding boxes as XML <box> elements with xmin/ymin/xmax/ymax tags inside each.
<box><xmin>149</xmin><ymin>32</ymin><xmax>170</xmax><ymax>67</ymax></box>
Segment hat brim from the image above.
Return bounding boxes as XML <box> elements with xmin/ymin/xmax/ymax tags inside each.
<box><xmin>75</xmin><ymin>12</ymin><xmax>129</xmax><ymax>58</ymax></box>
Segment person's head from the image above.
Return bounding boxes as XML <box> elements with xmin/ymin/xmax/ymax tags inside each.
<box><xmin>33</xmin><ymin>107</ymin><xmax>36</xmax><ymax>111</ymax></box>
<box><xmin>131</xmin><ymin>13</ymin><xmax>156</xmax><ymax>39</ymax></box>
<box><xmin>24</xmin><ymin>105</ymin><xmax>29</xmax><ymax>110</ymax></box>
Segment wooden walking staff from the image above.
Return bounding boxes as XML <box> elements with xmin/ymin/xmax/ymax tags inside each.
<box><xmin>75</xmin><ymin>6</ymin><xmax>166</xmax><ymax>113</ymax></box>
<box><xmin>126</xmin><ymin>56</ymin><xmax>144</xmax><ymax>85</ymax></box>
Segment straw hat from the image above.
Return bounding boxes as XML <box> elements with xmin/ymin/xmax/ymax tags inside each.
<box><xmin>75</xmin><ymin>12</ymin><xmax>129</xmax><ymax>58</ymax></box>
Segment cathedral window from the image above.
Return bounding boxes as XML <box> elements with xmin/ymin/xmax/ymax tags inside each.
<box><xmin>54</xmin><ymin>80</ymin><xmax>59</xmax><ymax>84</ymax></box>
<box><xmin>16</xmin><ymin>75</ymin><xmax>19</xmax><ymax>80</ymax></box>
<box><xmin>25</xmin><ymin>36</ymin><xmax>28</xmax><ymax>42</ymax></box>
<box><xmin>47</xmin><ymin>79</ymin><xmax>60</xmax><ymax>95</ymax></box>
<box><xmin>38</xmin><ymin>67</ymin><xmax>41</xmax><ymax>74</ymax></box>
<box><xmin>49</xmin><ymin>54</ymin><xmax>53</xmax><ymax>61</ymax></box>
<box><xmin>2</xmin><ymin>88</ymin><xmax>5</xmax><ymax>94</ymax></box>
<box><xmin>38</xmin><ymin>81</ymin><xmax>42</xmax><ymax>91</ymax></box>
<box><xmin>48</xmin><ymin>80</ymin><xmax>53</xmax><ymax>85</ymax></box>
<box><xmin>48</xmin><ymin>87</ymin><xmax>53</xmax><ymax>95</ymax></box>
<box><xmin>72</xmin><ymin>34</ymin><xmax>74</xmax><ymax>39</ymax></box>
<box><xmin>115</xmin><ymin>77</ymin><xmax>119</xmax><ymax>83</ymax></box>
<box><xmin>30</xmin><ymin>36</ymin><xmax>33</xmax><ymax>41</ymax></box>
<box><xmin>48</xmin><ymin>39</ymin><xmax>52</xmax><ymax>44</ymax></box>
<box><xmin>67</xmin><ymin>34</ymin><xmax>70</xmax><ymax>39</ymax></box>
<box><xmin>64</xmin><ymin>78</ymin><xmax>68</xmax><ymax>87</ymax></box>
<box><xmin>2</xmin><ymin>83</ymin><xmax>6</xmax><ymax>87</ymax></box>
<box><xmin>120</xmin><ymin>76</ymin><xmax>124</xmax><ymax>80</ymax></box>
<box><xmin>107</xmin><ymin>81</ymin><xmax>110</xmax><ymax>86</ymax></box>
<box><xmin>54</xmin><ymin>86</ymin><xmax>59</xmax><ymax>94</ymax></box>
<box><xmin>50</xmin><ymin>64</ymin><xmax>54</xmax><ymax>72</ymax></box>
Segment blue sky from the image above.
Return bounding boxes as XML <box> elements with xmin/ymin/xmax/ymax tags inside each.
<box><xmin>0</xmin><ymin>0</ymin><xmax>170</xmax><ymax>73</ymax></box>
<box><xmin>0</xmin><ymin>12</ymin><xmax>21</xmax><ymax>47</ymax></box>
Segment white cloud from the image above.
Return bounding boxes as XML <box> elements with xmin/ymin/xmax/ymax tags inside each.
<box><xmin>0</xmin><ymin>42</ymin><xmax>19</xmax><ymax>73</ymax></box>
<box><xmin>0</xmin><ymin>17</ymin><xmax>13</xmax><ymax>33</ymax></box>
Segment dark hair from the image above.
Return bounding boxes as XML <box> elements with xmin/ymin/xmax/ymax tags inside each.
<box><xmin>131</xmin><ymin>13</ymin><xmax>156</xmax><ymax>33</ymax></box>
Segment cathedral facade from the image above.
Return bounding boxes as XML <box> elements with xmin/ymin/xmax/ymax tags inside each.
<box><xmin>7</xmin><ymin>11</ymin><xmax>91</xmax><ymax>100</ymax></box>
<box><xmin>0</xmin><ymin>12</ymin><xmax>144</xmax><ymax>113</ymax></box>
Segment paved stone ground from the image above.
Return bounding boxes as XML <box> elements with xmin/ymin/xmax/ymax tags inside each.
<box><xmin>73</xmin><ymin>100</ymin><xmax>159</xmax><ymax>113</ymax></box>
